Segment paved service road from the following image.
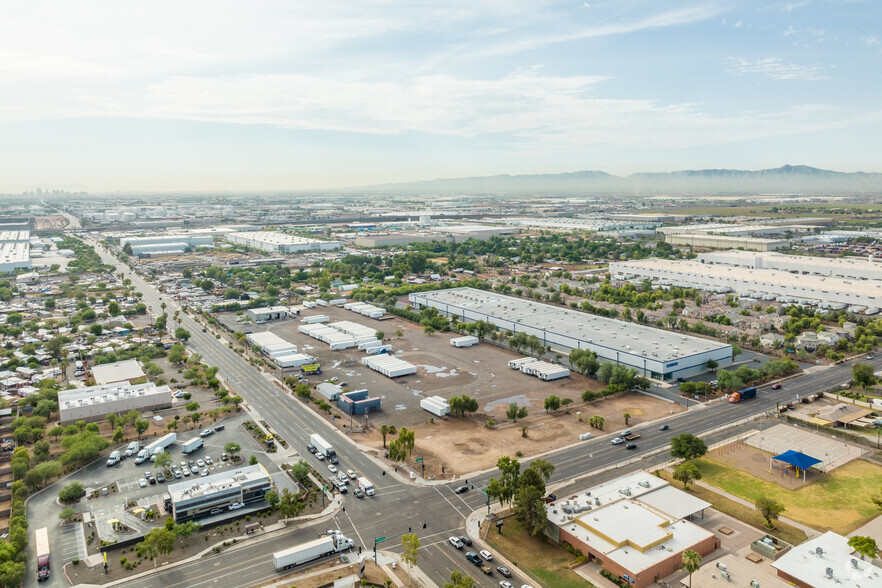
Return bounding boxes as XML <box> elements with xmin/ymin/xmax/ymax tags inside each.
<box><xmin>73</xmin><ymin>240</ymin><xmax>870</xmax><ymax>588</ymax></box>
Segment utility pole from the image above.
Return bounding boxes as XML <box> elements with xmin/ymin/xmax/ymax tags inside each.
<box><xmin>471</xmin><ymin>483</ymin><xmax>491</xmax><ymax>515</ymax></box>
<box><xmin>373</xmin><ymin>526</ymin><xmax>416</xmax><ymax>564</ymax></box>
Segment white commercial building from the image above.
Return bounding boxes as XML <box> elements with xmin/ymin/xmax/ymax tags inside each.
<box><xmin>91</xmin><ymin>358</ymin><xmax>145</xmax><ymax>385</ymax></box>
<box><xmin>59</xmin><ymin>382</ymin><xmax>172</xmax><ymax>424</ymax></box>
<box><xmin>502</xmin><ymin>216</ymin><xmax>659</xmax><ymax>233</ymax></box>
<box><xmin>610</xmin><ymin>258</ymin><xmax>882</xmax><ymax>310</ymax></box>
<box><xmin>246</xmin><ymin>306</ymin><xmax>290</xmax><ymax>322</ymax></box>
<box><xmin>120</xmin><ymin>233</ymin><xmax>214</xmax><ymax>255</ymax></box>
<box><xmin>226</xmin><ymin>231</ymin><xmax>341</xmax><ymax>254</ymax></box>
<box><xmin>699</xmin><ymin>249</ymin><xmax>882</xmax><ymax>281</ymax></box>
<box><xmin>665</xmin><ymin>233</ymin><xmax>788</xmax><ymax>251</ymax></box>
<box><xmin>168</xmin><ymin>464</ymin><xmax>275</xmax><ymax>523</ymax></box>
<box><xmin>772</xmin><ymin>531</ymin><xmax>882</xmax><ymax>587</ymax></box>
<box><xmin>0</xmin><ymin>242</ymin><xmax>31</xmax><ymax>273</ymax></box>
<box><xmin>409</xmin><ymin>288</ymin><xmax>732</xmax><ymax>381</ymax></box>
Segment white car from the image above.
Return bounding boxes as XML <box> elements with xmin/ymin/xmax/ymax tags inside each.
<box><xmin>328</xmin><ymin>464</ymin><xmax>338</xmax><ymax>473</ymax></box>
<box><xmin>500</xmin><ymin>582</ymin><xmax>514</xmax><ymax>588</ymax></box>
<box><xmin>138</xmin><ymin>478</ymin><xmax>148</xmax><ymax>488</ymax></box>
<box><xmin>611</xmin><ymin>437</ymin><xmax>625</xmax><ymax>445</ymax></box>
<box><xmin>316</xmin><ymin>452</ymin><xmax>325</xmax><ymax>461</ymax></box>
<box><xmin>347</xmin><ymin>469</ymin><xmax>357</xmax><ymax>480</ymax></box>
<box><xmin>173</xmin><ymin>390</ymin><xmax>185</xmax><ymax>399</ymax></box>
<box><xmin>201</xmin><ymin>469</ymin><xmax>209</xmax><ymax>477</ymax></box>
<box><xmin>480</xmin><ymin>550</ymin><xmax>493</xmax><ymax>561</ymax></box>
<box><xmin>449</xmin><ymin>537</ymin><xmax>464</xmax><ymax>549</ymax></box>
<box><xmin>228</xmin><ymin>502</ymin><xmax>244</xmax><ymax>510</ymax></box>
<box><xmin>196</xmin><ymin>459</ymin><xmax>205</xmax><ymax>468</ymax></box>
<box><xmin>205</xmin><ymin>456</ymin><xmax>213</xmax><ymax>465</ymax></box>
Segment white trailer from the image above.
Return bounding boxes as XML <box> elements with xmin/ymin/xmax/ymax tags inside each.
<box><xmin>537</xmin><ymin>366</ymin><xmax>570</xmax><ymax>381</ymax></box>
<box><xmin>145</xmin><ymin>433</ymin><xmax>176</xmax><ymax>457</ymax></box>
<box><xmin>272</xmin><ymin>533</ymin><xmax>354</xmax><ymax>571</ymax></box>
<box><xmin>365</xmin><ymin>344</ymin><xmax>392</xmax><ymax>355</ymax></box>
<box><xmin>508</xmin><ymin>357</ymin><xmax>537</xmax><ymax>369</ymax></box>
<box><xmin>301</xmin><ymin>314</ymin><xmax>330</xmax><ymax>324</ymax></box>
<box><xmin>357</xmin><ymin>339</ymin><xmax>382</xmax><ymax>351</ymax></box>
<box><xmin>310</xmin><ymin>433</ymin><xmax>337</xmax><ymax>463</ymax></box>
<box><xmin>182</xmin><ymin>438</ymin><xmax>203</xmax><ymax>454</ymax></box>
<box><xmin>329</xmin><ymin>298</ymin><xmax>347</xmax><ymax>306</ymax></box>
<box><xmin>420</xmin><ymin>396</ymin><xmax>449</xmax><ymax>417</ymax></box>
<box><xmin>315</xmin><ymin>299</ymin><xmax>328</xmax><ymax>307</ymax></box>
<box><xmin>450</xmin><ymin>336</ymin><xmax>479</xmax><ymax>348</ymax></box>
<box><xmin>273</xmin><ymin>353</ymin><xmax>315</xmax><ymax>369</ymax></box>
<box><xmin>362</xmin><ymin>355</ymin><xmax>416</xmax><ymax>378</ymax></box>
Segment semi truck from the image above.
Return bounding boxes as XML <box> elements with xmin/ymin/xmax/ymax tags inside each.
<box><xmin>182</xmin><ymin>438</ymin><xmax>203</xmax><ymax>454</ymax></box>
<box><xmin>124</xmin><ymin>441</ymin><xmax>140</xmax><ymax>458</ymax></box>
<box><xmin>145</xmin><ymin>432</ymin><xmax>177</xmax><ymax>460</ymax></box>
<box><xmin>35</xmin><ymin>527</ymin><xmax>50</xmax><ymax>581</ymax></box>
<box><xmin>301</xmin><ymin>363</ymin><xmax>322</xmax><ymax>375</ymax></box>
<box><xmin>310</xmin><ymin>433</ymin><xmax>337</xmax><ymax>464</ymax></box>
<box><xmin>272</xmin><ymin>533</ymin><xmax>354</xmax><ymax>571</ymax></box>
<box><xmin>357</xmin><ymin>476</ymin><xmax>375</xmax><ymax>496</ymax></box>
<box><xmin>729</xmin><ymin>387</ymin><xmax>757</xmax><ymax>403</ymax></box>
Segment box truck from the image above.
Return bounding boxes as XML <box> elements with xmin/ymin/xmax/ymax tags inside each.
<box><xmin>145</xmin><ymin>433</ymin><xmax>177</xmax><ymax>461</ymax></box>
<box><xmin>182</xmin><ymin>438</ymin><xmax>203</xmax><ymax>454</ymax></box>
<box><xmin>310</xmin><ymin>433</ymin><xmax>337</xmax><ymax>464</ymax></box>
<box><xmin>272</xmin><ymin>533</ymin><xmax>354</xmax><ymax>571</ymax></box>
<box><xmin>357</xmin><ymin>476</ymin><xmax>375</xmax><ymax>496</ymax></box>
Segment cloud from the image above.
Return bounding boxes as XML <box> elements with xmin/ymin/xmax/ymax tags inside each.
<box><xmin>725</xmin><ymin>57</ymin><xmax>828</xmax><ymax>81</ymax></box>
<box><xmin>865</xmin><ymin>35</ymin><xmax>880</xmax><ymax>46</ymax></box>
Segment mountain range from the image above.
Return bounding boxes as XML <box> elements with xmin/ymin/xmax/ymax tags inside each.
<box><xmin>355</xmin><ymin>165</ymin><xmax>882</xmax><ymax>196</ymax></box>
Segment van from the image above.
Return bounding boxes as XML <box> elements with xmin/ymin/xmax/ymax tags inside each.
<box><xmin>106</xmin><ymin>451</ymin><xmax>121</xmax><ymax>467</ymax></box>
<box><xmin>134</xmin><ymin>449</ymin><xmax>149</xmax><ymax>465</ymax></box>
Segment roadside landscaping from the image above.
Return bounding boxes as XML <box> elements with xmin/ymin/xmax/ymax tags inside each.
<box><xmin>484</xmin><ymin>515</ymin><xmax>587</xmax><ymax>588</ymax></box>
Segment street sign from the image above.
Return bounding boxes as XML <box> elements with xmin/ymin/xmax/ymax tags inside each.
<box><xmin>415</xmin><ymin>457</ymin><xmax>423</xmax><ymax>462</ymax></box>
<box><xmin>376</xmin><ymin>536</ymin><xmax>385</xmax><ymax>542</ymax></box>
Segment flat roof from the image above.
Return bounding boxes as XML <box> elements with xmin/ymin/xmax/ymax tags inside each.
<box><xmin>411</xmin><ymin>288</ymin><xmax>729</xmax><ymax>362</ymax></box>
<box><xmin>772</xmin><ymin>531</ymin><xmax>882</xmax><ymax>587</ymax></box>
<box><xmin>59</xmin><ymin>382</ymin><xmax>170</xmax><ymax>408</ymax></box>
<box><xmin>168</xmin><ymin>464</ymin><xmax>271</xmax><ymax>503</ymax></box>
<box><xmin>228</xmin><ymin>231</ymin><xmax>331</xmax><ymax>245</ymax></box>
<box><xmin>700</xmin><ymin>249</ymin><xmax>882</xmax><ymax>275</ymax></box>
<box><xmin>612</xmin><ymin>259</ymin><xmax>882</xmax><ymax>300</ymax></box>
<box><xmin>667</xmin><ymin>233</ymin><xmax>788</xmax><ymax>244</ymax></box>
<box><xmin>0</xmin><ymin>242</ymin><xmax>29</xmax><ymax>263</ymax></box>
<box><xmin>91</xmin><ymin>358</ymin><xmax>145</xmax><ymax>385</ymax></box>
<box><xmin>0</xmin><ymin>230</ymin><xmax>30</xmax><ymax>242</ymax></box>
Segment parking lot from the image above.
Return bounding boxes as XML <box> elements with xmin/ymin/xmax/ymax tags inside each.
<box><xmin>218</xmin><ymin>305</ymin><xmax>599</xmax><ymax>428</ymax></box>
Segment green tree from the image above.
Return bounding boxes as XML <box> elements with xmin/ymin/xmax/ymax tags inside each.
<box><xmin>290</xmin><ymin>460</ymin><xmax>310</xmax><ymax>486</ymax></box>
<box><xmin>113</xmin><ymin>426</ymin><xmax>124</xmax><ymax>443</ymax></box>
<box><xmin>513</xmin><ymin>483</ymin><xmax>547</xmax><ymax>536</ymax></box>
<box><xmin>174</xmin><ymin>327</ymin><xmax>191</xmax><ymax>340</ymax></box>
<box><xmin>682</xmin><ymin>549</ymin><xmax>702</xmax><ymax>588</ymax></box>
<box><xmin>375</xmin><ymin>330</ymin><xmax>385</xmax><ymax>341</ymax></box>
<box><xmin>848</xmin><ymin>535</ymin><xmax>878</xmax><ymax>560</ymax></box>
<box><xmin>185</xmin><ymin>401</ymin><xmax>200</xmax><ymax>412</ymax></box>
<box><xmin>48</xmin><ymin>425</ymin><xmax>64</xmax><ymax>440</ymax></box>
<box><xmin>278</xmin><ymin>488</ymin><xmax>305</xmax><ymax>522</ymax></box>
<box><xmin>153</xmin><ymin>451</ymin><xmax>172</xmax><ymax>471</ymax></box>
<box><xmin>755</xmin><ymin>496</ymin><xmax>785</xmax><ymax>528</ymax></box>
<box><xmin>249</xmin><ymin>455</ymin><xmax>259</xmax><ymax>465</ymax></box>
<box><xmin>623</xmin><ymin>412</ymin><xmax>631</xmax><ymax>425</ymax></box>
<box><xmin>379</xmin><ymin>424</ymin><xmax>396</xmax><ymax>448</ymax></box>
<box><xmin>852</xmin><ymin>363</ymin><xmax>877</xmax><ymax>388</ymax></box>
<box><xmin>670</xmin><ymin>434</ymin><xmax>708</xmax><ymax>461</ymax></box>
<box><xmin>224</xmin><ymin>442</ymin><xmax>241</xmax><ymax>459</ymax></box>
<box><xmin>59</xmin><ymin>507</ymin><xmax>77</xmax><ymax>523</ymax></box>
<box><xmin>673</xmin><ymin>461</ymin><xmax>702</xmax><ymax>490</ymax></box>
<box><xmin>443</xmin><ymin>570</ymin><xmax>477</xmax><ymax>588</ymax></box>
<box><xmin>506</xmin><ymin>403</ymin><xmax>519</xmax><ymax>421</ymax></box>
<box><xmin>135</xmin><ymin>419</ymin><xmax>150</xmax><ymax>438</ymax></box>
<box><xmin>265</xmin><ymin>490</ymin><xmax>280</xmax><ymax>510</ymax></box>
<box><xmin>59</xmin><ymin>431</ymin><xmax>110</xmax><ymax>468</ymax></box>
<box><xmin>172</xmin><ymin>521</ymin><xmax>201</xmax><ymax>546</ymax></box>
<box><xmin>59</xmin><ymin>481</ymin><xmax>85</xmax><ymax>503</ymax></box>
<box><xmin>544</xmin><ymin>395</ymin><xmax>561</xmax><ymax>412</ymax></box>
<box><xmin>401</xmin><ymin>532</ymin><xmax>421</xmax><ymax>576</ymax></box>
<box><xmin>136</xmin><ymin>527</ymin><xmax>176</xmax><ymax>565</ymax></box>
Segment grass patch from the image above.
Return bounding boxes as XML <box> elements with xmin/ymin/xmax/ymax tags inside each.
<box><xmin>484</xmin><ymin>516</ymin><xmax>588</xmax><ymax>588</ymax></box>
<box><xmin>657</xmin><ymin>470</ymin><xmax>808</xmax><ymax>546</ymax></box>
<box><xmin>694</xmin><ymin>457</ymin><xmax>882</xmax><ymax>535</ymax></box>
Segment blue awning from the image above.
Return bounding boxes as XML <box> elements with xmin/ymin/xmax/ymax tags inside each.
<box><xmin>773</xmin><ymin>449</ymin><xmax>822</xmax><ymax>470</ymax></box>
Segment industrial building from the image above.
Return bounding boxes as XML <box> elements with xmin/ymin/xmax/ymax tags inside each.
<box><xmin>353</xmin><ymin>224</ymin><xmax>517</xmax><ymax>248</ymax></box>
<box><xmin>771</xmin><ymin>531</ymin><xmax>881</xmax><ymax>587</ymax></box>
<box><xmin>0</xmin><ymin>242</ymin><xmax>31</xmax><ymax>273</ymax></box>
<box><xmin>545</xmin><ymin>471</ymin><xmax>717</xmax><ymax>588</ymax></box>
<box><xmin>409</xmin><ymin>288</ymin><xmax>732</xmax><ymax>381</ymax></box>
<box><xmin>167</xmin><ymin>464</ymin><xmax>275</xmax><ymax>523</ymax></box>
<box><xmin>610</xmin><ymin>259</ymin><xmax>882</xmax><ymax>310</ymax></box>
<box><xmin>665</xmin><ymin>233</ymin><xmax>788</xmax><ymax>251</ymax></box>
<box><xmin>120</xmin><ymin>233</ymin><xmax>214</xmax><ymax>255</ymax></box>
<box><xmin>59</xmin><ymin>382</ymin><xmax>172</xmax><ymax>424</ymax></box>
<box><xmin>226</xmin><ymin>231</ymin><xmax>341</xmax><ymax>253</ymax></box>
<box><xmin>246</xmin><ymin>306</ymin><xmax>291</xmax><ymax>322</ymax></box>
<box><xmin>91</xmin><ymin>358</ymin><xmax>145</xmax><ymax>385</ymax></box>
<box><xmin>500</xmin><ymin>217</ymin><xmax>659</xmax><ymax>233</ymax></box>
<box><xmin>698</xmin><ymin>249</ymin><xmax>882</xmax><ymax>281</ymax></box>
<box><xmin>337</xmin><ymin>389</ymin><xmax>381</xmax><ymax>415</ymax></box>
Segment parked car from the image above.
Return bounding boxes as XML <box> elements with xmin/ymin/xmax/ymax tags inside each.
<box><xmin>182</xmin><ymin>467</ymin><xmax>191</xmax><ymax>477</ymax></box>
<box><xmin>156</xmin><ymin>473</ymin><xmax>166</xmax><ymax>483</ymax></box>
<box><xmin>449</xmin><ymin>537</ymin><xmax>464</xmax><ymax>549</ymax></box>
<box><xmin>222</xmin><ymin>453</ymin><xmax>229</xmax><ymax>461</ymax></box>
<box><xmin>191</xmin><ymin>466</ymin><xmax>199</xmax><ymax>475</ymax></box>
<box><xmin>196</xmin><ymin>459</ymin><xmax>205</xmax><ymax>468</ymax></box>
<box><xmin>480</xmin><ymin>550</ymin><xmax>493</xmax><ymax>561</ymax></box>
<box><xmin>455</xmin><ymin>485</ymin><xmax>469</xmax><ymax>494</ymax></box>
<box><xmin>228</xmin><ymin>502</ymin><xmax>244</xmax><ymax>510</ymax></box>
<box><xmin>205</xmin><ymin>456</ymin><xmax>213</xmax><ymax>465</ymax></box>
<box><xmin>138</xmin><ymin>478</ymin><xmax>148</xmax><ymax>488</ymax></box>
<box><xmin>201</xmin><ymin>469</ymin><xmax>209</xmax><ymax>477</ymax></box>
<box><xmin>173</xmin><ymin>390</ymin><xmax>186</xmax><ymax>399</ymax></box>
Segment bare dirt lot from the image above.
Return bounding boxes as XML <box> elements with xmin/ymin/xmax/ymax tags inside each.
<box><xmin>359</xmin><ymin>390</ymin><xmax>683</xmax><ymax>477</ymax></box>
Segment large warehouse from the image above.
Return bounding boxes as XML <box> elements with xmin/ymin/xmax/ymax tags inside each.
<box><xmin>610</xmin><ymin>258</ymin><xmax>882</xmax><ymax>309</ymax></box>
<box><xmin>698</xmin><ymin>249</ymin><xmax>882</xmax><ymax>281</ymax></box>
<box><xmin>665</xmin><ymin>233</ymin><xmax>788</xmax><ymax>251</ymax></box>
<box><xmin>409</xmin><ymin>288</ymin><xmax>732</xmax><ymax>381</ymax></box>
<box><xmin>226</xmin><ymin>231</ymin><xmax>341</xmax><ymax>253</ymax></box>
<box><xmin>59</xmin><ymin>382</ymin><xmax>172</xmax><ymax>424</ymax></box>
<box><xmin>545</xmin><ymin>471</ymin><xmax>718</xmax><ymax>588</ymax></box>
<box><xmin>120</xmin><ymin>233</ymin><xmax>214</xmax><ymax>255</ymax></box>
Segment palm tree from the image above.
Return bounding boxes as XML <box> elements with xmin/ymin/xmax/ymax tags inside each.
<box><xmin>682</xmin><ymin>549</ymin><xmax>701</xmax><ymax>587</ymax></box>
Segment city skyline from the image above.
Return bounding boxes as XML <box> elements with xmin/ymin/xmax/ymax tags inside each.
<box><xmin>1</xmin><ymin>0</ymin><xmax>880</xmax><ymax>191</ymax></box>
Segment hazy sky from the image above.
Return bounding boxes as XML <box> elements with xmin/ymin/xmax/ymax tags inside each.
<box><xmin>1</xmin><ymin>1</ymin><xmax>880</xmax><ymax>191</ymax></box>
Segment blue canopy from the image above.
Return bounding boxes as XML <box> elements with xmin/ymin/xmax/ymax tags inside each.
<box><xmin>773</xmin><ymin>449</ymin><xmax>822</xmax><ymax>470</ymax></box>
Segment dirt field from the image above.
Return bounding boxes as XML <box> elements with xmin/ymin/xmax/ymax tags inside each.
<box><xmin>358</xmin><ymin>390</ymin><xmax>684</xmax><ymax>477</ymax></box>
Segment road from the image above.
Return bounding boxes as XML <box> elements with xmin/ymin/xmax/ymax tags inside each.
<box><xmin>72</xmin><ymin>239</ymin><xmax>872</xmax><ymax>588</ymax></box>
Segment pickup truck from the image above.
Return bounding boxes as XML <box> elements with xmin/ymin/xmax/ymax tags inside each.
<box><xmin>623</xmin><ymin>433</ymin><xmax>641</xmax><ymax>441</ymax></box>
<box><xmin>479</xmin><ymin>564</ymin><xmax>493</xmax><ymax>575</ymax></box>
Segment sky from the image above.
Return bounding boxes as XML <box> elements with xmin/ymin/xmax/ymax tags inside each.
<box><xmin>1</xmin><ymin>0</ymin><xmax>880</xmax><ymax>192</ymax></box>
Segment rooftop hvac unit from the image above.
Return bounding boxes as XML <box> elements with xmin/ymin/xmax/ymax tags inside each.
<box><xmin>816</xmin><ymin>547</ymin><xmax>825</xmax><ymax>556</ymax></box>
<box><xmin>825</xmin><ymin>567</ymin><xmax>833</xmax><ymax>579</ymax></box>
<box><xmin>720</xmin><ymin>571</ymin><xmax>730</xmax><ymax>581</ymax></box>
<box><xmin>851</xmin><ymin>558</ymin><xmax>859</xmax><ymax>568</ymax></box>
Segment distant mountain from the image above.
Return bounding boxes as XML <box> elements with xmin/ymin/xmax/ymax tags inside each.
<box><xmin>355</xmin><ymin>165</ymin><xmax>882</xmax><ymax>195</ymax></box>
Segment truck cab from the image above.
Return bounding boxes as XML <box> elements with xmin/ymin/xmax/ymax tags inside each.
<box><xmin>106</xmin><ymin>451</ymin><xmax>121</xmax><ymax>467</ymax></box>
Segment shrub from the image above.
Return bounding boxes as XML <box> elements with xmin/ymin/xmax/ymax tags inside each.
<box><xmin>72</xmin><ymin>558</ymin><xmax>80</xmax><ymax>565</ymax></box>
